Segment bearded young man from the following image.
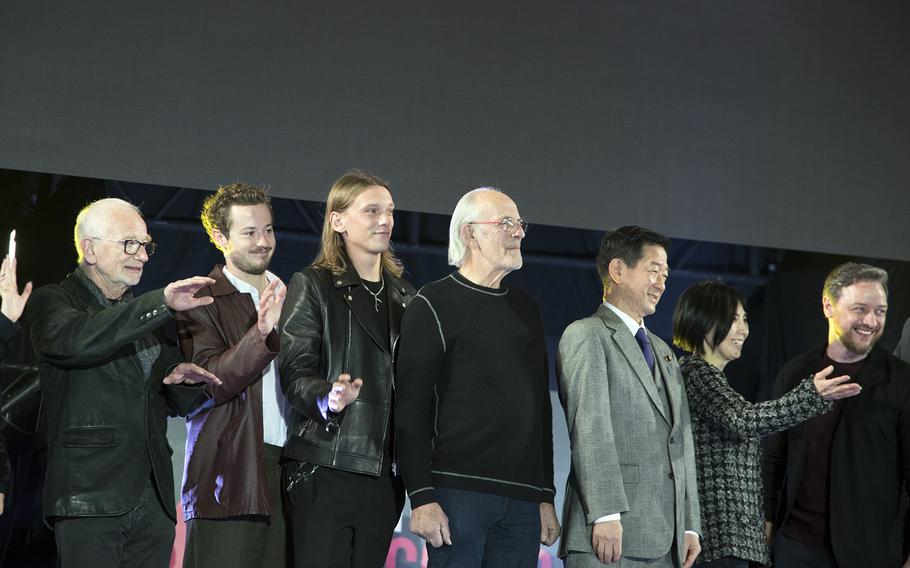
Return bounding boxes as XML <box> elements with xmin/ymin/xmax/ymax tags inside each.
<box><xmin>175</xmin><ymin>183</ymin><xmax>289</xmax><ymax>567</ymax></box>
<box><xmin>763</xmin><ymin>262</ymin><xmax>910</xmax><ymax>567</ymax></box>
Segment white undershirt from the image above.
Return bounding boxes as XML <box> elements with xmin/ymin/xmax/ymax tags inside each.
<box><xmin>222</xmin><ymin>266</ymin><xmax>289</xmax><ymax>447</ymax></box>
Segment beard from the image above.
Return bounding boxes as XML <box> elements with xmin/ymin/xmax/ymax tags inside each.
<box><xmin>839</xmin><ymin>326</ymin><xmax>882</xmax><ymax>356</ymax></box>
<box><xmin>230</xmin><ymin>249</ymin><xmax>272</xmax><ymax>275</ymax></box>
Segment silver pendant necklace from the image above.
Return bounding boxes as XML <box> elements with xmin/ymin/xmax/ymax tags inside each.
<box><xmin>361</xmin><ymin>274</ymin><xmax>385</xmax><ymax>312</ymax></box>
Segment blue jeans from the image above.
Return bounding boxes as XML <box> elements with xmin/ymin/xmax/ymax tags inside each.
<box><xmin>427</xmin><ymin>488</ymin><xmax>541</xmax><ymax>567</ymax></box>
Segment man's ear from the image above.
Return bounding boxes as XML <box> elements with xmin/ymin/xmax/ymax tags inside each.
<box><xmin>330</xmin><ymin>211</ymin><xmax>345</xmax><ymax>235</ymax></box>
<box><xmin>461</xmin><ymin>224</ymin><xmax>476</xmax><ymax>249</ymax></box>
<box><xmin>212</xmin><ymin>228</ymin><xmax>228</xmax><ymax>250</ymax></box>
<box><xmin>80</xmin><ymin>238</ymin><xmax>97</xmax><ymax>265</ymax></box>
<box><xmin>822</xmin><ymin>296</ymin><xmax>835</xmax><ymax>318</ymax></box>
<box><xmin>607</xmin><ymin>258</ymin><xmax>625</xmax><ymax>286</ymax></box>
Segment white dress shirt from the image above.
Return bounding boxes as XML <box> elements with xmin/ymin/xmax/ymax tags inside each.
<box><xmin>222</xmin><ymin>266</ymin><xmax>289</xmax><ymax>447</ymax></box>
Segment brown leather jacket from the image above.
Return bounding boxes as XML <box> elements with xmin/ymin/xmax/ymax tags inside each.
<box><xmin>176</xmin><ymin>265</ymin><xmax>280</xmax><ymax>520</ymax></box>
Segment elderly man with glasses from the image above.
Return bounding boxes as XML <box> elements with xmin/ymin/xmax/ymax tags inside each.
<box><xmin>395</xmin><ymin>187</ymin><xmax>560</xmax><ymax>567</ymax></box>
<box><xmin>26</xmin><ymin>197</ymin><xmax>221</xmax><ymax>567</ymax></box>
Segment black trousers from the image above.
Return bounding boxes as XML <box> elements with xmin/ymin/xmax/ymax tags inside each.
<box><xmin>183</xmin><ymin>444</ymin><xmax>289</xmax><ymax>568</ymax></box>
<box><xmin>54</xmin><ymin>477</ymin><xmax>174</xmax><ymax>568</ymax></box>
<box><xmin>284</xmin><ymin>462</ymin><xmax>404</xmax><ymax>568</ymax></box>
<box><xmin>774</xmin><ymin>533</ymin><xmax>839</xmax><ymax>568</ymax></box>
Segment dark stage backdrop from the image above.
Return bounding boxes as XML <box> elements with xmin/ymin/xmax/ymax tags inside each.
<box><xmin>2</xmin><ymin>1</ymin><xmax>909</xmax><ymax>260</ymax></box>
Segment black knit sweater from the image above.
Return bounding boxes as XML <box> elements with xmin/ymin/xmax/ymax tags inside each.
<box><xmin>395</xmin><ymin>272</ymin><xmax>555</xmax><ymax>508</ymax></box>
<box><xmin>680</xmin><ymin>355</ymin><xmax>829</xmax><ymax>565</ymax></box>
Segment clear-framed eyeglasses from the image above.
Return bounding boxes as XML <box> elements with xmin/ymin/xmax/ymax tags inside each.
<box><xmin>466</xmin><ymin>217</ymin><xmax>529</xmax><ymax>234</ymax></box>
<box><xmin>90</xmin><ymin>237</ymin><xmax>157</xmax><ymax>256</ymax></box>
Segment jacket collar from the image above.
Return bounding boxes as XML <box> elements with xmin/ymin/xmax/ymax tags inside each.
<box><xmin>69</xmin><ymin>267</ymin><xmax>133</xmax><ymax>306</ymax></box>
<box><xmin>208</xmin><ymin>265</ymin><xmax>237</xmax><ymax>297</ymax></box>
<box><xmin>792</xmin><ymin>343</ymin><xmax>889</xmax><ymax>389</ymax></box>
<box><xmin>328</xmin><ymin>261</ymin><xmax>411</xmax><ymax>356</ymax></box>
<box><xmin>595</xmin><ymin>304</ymin><xmax>675</xmax><ymax>426</ymax></box>
<box><xmin>207</xmin><ymin>264</ymin><xmax>279</xmax><ymax>298</ymax></box>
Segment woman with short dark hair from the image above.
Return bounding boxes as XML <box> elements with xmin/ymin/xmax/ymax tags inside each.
<box><xmin>672</xmin><ymin>281</ymin><xmax>858</xmax><ymax>567</ymax></box>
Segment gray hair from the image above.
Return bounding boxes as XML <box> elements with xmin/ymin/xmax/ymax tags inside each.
<box><xmin>822</xmin><ymin>262</ymin><xmax>888</xmax><ymax>302</ymax></box>
<box><xmin>74</xmin><ymin>198</ymin><xmax>142</xmax><ymax>264</ymax></box>
<box><xmin>447</xmin><ymin>187</ymin><xmax>500</xmax><ymax>267</ymax></box>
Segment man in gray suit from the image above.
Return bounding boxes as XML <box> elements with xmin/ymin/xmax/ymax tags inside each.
<box><xmin>557</xmin><ymin>226</ymin><xmax>701</xmax><ymax>567</ymax></box>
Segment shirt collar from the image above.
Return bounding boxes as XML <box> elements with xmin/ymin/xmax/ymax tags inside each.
<box><xmin>603</xmin><ymin>301</ymin><xmax>646</xmax><ymax>336</ymax></box>
<box><xmin>222</xmin><ymin>266</ymin><xmax>277</xmax><ymax>298</ymax></box>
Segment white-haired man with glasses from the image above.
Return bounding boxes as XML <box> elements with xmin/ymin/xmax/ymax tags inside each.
<box><xmin>26</xmin><ymin>197</ymin><xmax>222</xmax><ymax>567</ymax></box>
<box><xmin>396</xmin><ymin>187</ymin><xmax>560</xmax><ymax>566</ymax></box>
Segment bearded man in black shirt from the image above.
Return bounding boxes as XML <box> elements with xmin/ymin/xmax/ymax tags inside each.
<box><xmin>396</xmin><ymin>187</ymin><xmax>560</xmax><ymax>567</ymax></box>
<box><xmin>763</xmin><ymin>262</ymin><xmax>910</xmax><ymax>567</ymax></box>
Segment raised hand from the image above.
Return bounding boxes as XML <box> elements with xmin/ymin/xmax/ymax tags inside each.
<box><xmin>327</xmin><ymin>373</ymin><xmax>363</xmax><ymax>412</ymax></box>
<box><xmin>163</xmin><ymin>362</ymin><xmax>222</xmax><ymax>386</ymax></box>
<box><xmin>257</xmin><ymin>279</ymin><xmax>287</xmax><ymax>338</ymax></box>
<box><xmin>164</xmin><ymin>276</ymin><xmax>216</xmax><ymax>312</ymax></box>
<box><xmin>812</xmin><ymin>365</ymin><xmax>862</xmax><ymax>400</ymax></box>
<box><xmin>0</xmin><ymin>256</ymin><xmax>33</xmax><ymax>323</ymax></box>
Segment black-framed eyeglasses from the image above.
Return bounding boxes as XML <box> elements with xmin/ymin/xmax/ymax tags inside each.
<box><xmin>91</xmin><ymin>237</ymin><xmax>157</xmax><ymax>256</ymax></box>
<box><xmin>467</xmin><ymin>217</ymin><xmax>529</xmax><ymax>234</ymax></box>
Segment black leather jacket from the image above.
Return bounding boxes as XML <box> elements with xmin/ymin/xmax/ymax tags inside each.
<box><xmin>278</xmin><ymin>265</ymin><xmax>414</xmax><ymax>476</ymax></box>
<box><xmin>26</xmin><ymin>270</ymin><xmax>206</xmax><ymax>520</ymax></box>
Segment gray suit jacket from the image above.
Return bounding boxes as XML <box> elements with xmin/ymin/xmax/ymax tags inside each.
<box><xmin>894</xmin><ymin>317</ymin><xmax>910</xmax><ymax>363</ymax></box>
<box><xmin>557</xmin><ymin>304</ymin><xmax>701</xmax><ymax>560</ymax></box>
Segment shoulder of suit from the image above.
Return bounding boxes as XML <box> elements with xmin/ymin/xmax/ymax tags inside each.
<box><xmin>563</xmin><ymin>314</ymin><xmax>611</xmax><ymax>337</ymax></box>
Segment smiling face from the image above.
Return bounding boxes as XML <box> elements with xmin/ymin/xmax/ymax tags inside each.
<box><xmin>825</xmin><ymin>280</ymin><xmax>887</xmax><ymax>359</ymax></box>
<box><xmin>704</xmin><ymin>302</ymin><xmax>749</xmax><ymax>367</ymax></box>
<box><xmin>215</xmin><ymin>204</ymin><xmax>275</xmax><ymax>276</ymax></box>
<box><xmin>463</xmin><ymin>191</ymin><xmax>526</xmax><ymax>276</ymax></box>
<box><xmin>608</xmin><ymin>244</ymin><xmax>669</xmax><ymax>322</ymax></box>
<box><xmin>331</xmin><ymin>185</ymin><xmax>395</xmax><ymax>258</ymax></box>
<box><xmin>82</xmin><ymin>206</ymin><xmax>151</xmax><ymax>299</ymax></box>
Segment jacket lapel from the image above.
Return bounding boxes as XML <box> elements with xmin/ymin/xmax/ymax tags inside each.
<box><xmin>652</xmin><ymin>335</ymin><xmax>678</xmax><ymax>425</ymax></box>
<box><xmin>66</xmin><ymin>271</ymin><xmax>147</xmax><ymax>381</ymax></box>
<box><xmin>596</xmin><ymin>305</ymin><xmax>670</xmax><ymax>425</ymax></box>
<box><xmin>386</xmin><ymin>275</ymin><xmax>409</xmax><ymax>354</ymax></box>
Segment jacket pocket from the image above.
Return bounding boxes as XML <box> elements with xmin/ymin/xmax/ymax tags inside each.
<box><xmin>60</xmin><ymin>425</ymin><xmax>121</xmax><ymax>447</ymax></box>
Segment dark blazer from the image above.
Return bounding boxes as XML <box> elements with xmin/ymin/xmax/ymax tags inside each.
<box><xmin>763</xmin><ymin>345</ymin><xmax>910</xmax><ymax>567</ymax></box>
<box><xmin>26</xmin><ymin>270</ymin><xmax>206</xmax><ymax>521</ymax></box>
<box><xmin>278</xmin><ymin>265</ymin><xmax>414</xmax><ymax>476</ymax></box>
<box><xmin>176</xmin><ymin>265</ymin><xmax>280</xmax><ymax>520</ymax></box>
